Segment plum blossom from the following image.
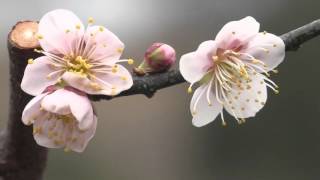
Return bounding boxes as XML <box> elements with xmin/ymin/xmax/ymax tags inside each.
<box><xmin>21</xmin><ymin>9</ymin><xmax>133</xmax><ymax>96</ymax></box>
<box><xmin>22</xmin><ymin>87</ymin><xmax>97</xmax><ymax>152</ymax></box>
<box><xmin>179</xmin><ymin>17</ymin><xmax>285</xmax><ymax>127</ymax></box>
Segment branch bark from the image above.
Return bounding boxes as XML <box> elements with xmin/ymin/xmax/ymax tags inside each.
<box><xmin>0</xmin><ymin>21</ymin><xmax>47</xmax><ymax>180</ymax></box>
<box><xmin>1</xmin><ymin>18</ymin><xmax>320</xmax><ymax>180</ymax></box>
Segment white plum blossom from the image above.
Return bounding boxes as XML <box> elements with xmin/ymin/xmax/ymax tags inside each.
<box><xmin>179</xmin><ymin>17</ymin><xmax>285</xmax><ymax>127</ymax></box>
<box><xmin>22</xmin><ymin>87</ymin><xmax>97</xmax><ymax>153</ymax></box>
<box><xmin>21</xmin><ymin>9</ymin><xmax>133</xmax><ymax>96</ymax></box>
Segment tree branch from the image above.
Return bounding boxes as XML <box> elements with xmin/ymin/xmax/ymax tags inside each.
<box><xmin>0</xmin><ymin>21</ymin><xmax>47</xmax><ymax>180</ymax></box>
<box><xmin>90</xmin><ymin>19</ymin><xmax>320</xmax><ymax>101</ymax></box>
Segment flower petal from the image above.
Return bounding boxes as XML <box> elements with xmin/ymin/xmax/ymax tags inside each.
<box><xmin>61</xmin><ymin>71</ymin><xmax>110</xmax><ymax>95</ymax></box>
<box><xmin>38</xmin><ymin>9</ymin><xmax>84</xmax><ymax>54</ymax></box>
<box><xmin>22</xmin><ymin>93</ymin><xmax>48</xmax><ymax>125</ymax></box>
<box><xmin>21</xmin><ymin>56</ymin><xmax>61</xmax><ymax>96</ymax></box>
<box><xmin>41</xmin><ymin>88</ymin><xmax>94</xmax><ymax>130</ymax></box>
<box><xmin>190</xmin><ymin>85</ymin><xmax>223</xmax><ymax>127</ymax></box>
<box><xmin>223</xmin><ymin>73</ymin><xmax>267</xmax><ymax>118</ymax></box>
<box><xmin>93</xmin><ymin>64</ymin><xmax>133</xmax><ymax>95</ymax></box>
<box><xmin>68</xmin><ymin>115</ymin><xmax>97</xmax><ymax>153</ymax></box>
<box><xmin>215</xmin><ymin>16</ymin><xmax>260</xmax><ymax>50</ymax></box>
<box><xmin>196</xmin><ymin>40</ymin><xmax>218</xmax><ymax>61</ymax></box>
<box><xmin>242</xmin><ymin>32</ymin><xmax>285</xmax><ymax>71</ymax></box>
<box><xmin>84</xmin><ymin>25</ymin><xmax>124</xmax><ymax>64</ymax></box>
<box><xmin>179</xmin><ymin>52</ymin><xmax>211</xmax><ymax>84</ymax></box>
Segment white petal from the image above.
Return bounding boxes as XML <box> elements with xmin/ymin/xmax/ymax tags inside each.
<box><xmin>21</xmin><ymin>56</ymin><xmax>61</xmax><ymax>96</ymax></box>
<box><xmin>243</xmin><ymin>32</ymin><xmax>285</xmax><ymax>71</ymax></box>
<box><xmin>38</xmin><ymin>9</ymin><xmax>84</xmax><ymax>54</ymax></box>
<box><xmin>179</xmin><ymin>52</ymin><xmax>211</xmax><ymax>84</ymax></box>
<box><xmin>22</xmin><ymin>93</ymin><xmax>48</xmax><ymax>125</ymax></box>
<box><xmin>191</xmin><ymin>85</ymin><xmax>223</xmax><ymax>127</ymax></box>
<box><xmin>223</xmin><ymin>73</ymin><xmax>267</xmax><ymax>118</ymax></box>
<box><xmin>215</xmin><ymin>16</ymin><xmax>260</xmax><ymax>50</ymax></box>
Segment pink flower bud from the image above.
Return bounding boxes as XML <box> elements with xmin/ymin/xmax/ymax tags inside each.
<box><xmin>134</xmin><ymin>43</ymin><xmax>176</xmax><ymax>76</ymax></box>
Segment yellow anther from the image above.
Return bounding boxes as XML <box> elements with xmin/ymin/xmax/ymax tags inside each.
<box><xmin>99</xmin><ymin>26</ymin><xmax>104</xmax><ymax>32</ymax></box>
<box><xmin>187</xmin><ymin>87</ymin><xmax>192</xmax><ymax>94</ymax></box>
<box><xmin>34</xmin><ymin>49</ymin><xmax>43</xmax><ymax>53</ymax></box>
<box><xmin>272</xmin><ymin>69</ymin><xmax>279</xmax><ymax>74</ymax></box>
<box><xmin>208</xmin><ymin>102</ymin><xmax>212</xmax><ymax>106</ymax></box>
<box><xmin>64</xmin><ymin>147</ymin><xmax>70</xmax><ymax>153</ymax></box>
<box><xmin>36</xmin><ymin>34</ymin><xmax>43</xmax><ymax>40</ymax></box>
<box><xmin>46</xmin><ymin>75</ymin><xmax>51</xmax><ymax>80</ymax></box>
<box><xmin>111</xmin><ymin>87</ymin><xmax>117</xmax><ymax>95</ymax></box>
<box><xmin>65</xmin><ymin>29</ymin><xmax>70</xmax><ymax>33</ymax></box>
<box><xmin>121</xmin><ymin>76</ymin><xmax>127</xmax><ymax>81</ymax></box>
<box><xmin>28</xmin><ymin>58</ymin><xmax>34</xmax><ymax>64</ymax></box>
<box><xmin>88</xmin><ymin>17</ymin><xmax>94</xmax><ymax>24</ymax></box>
<box><xmin>117</xmin><ymin>48</ymin><xmax>124</xmax><ymax>53</ymax></box>
<box><xmin>112</xmin><ymin>66</ymin><xmax>118</xmax><ymax>73</ymax></box>
<box><xmin>128</xmin><ymin>59</ymin><xmax>134</xmax><ymax>65</ymax></box>
<box><xmin>75</xmin><ymin>24</ymin><xmax>81</xmax><ymax>30</ymax></box>
<box><xmin>275</xmin><ymin>90</ymin><xmax>280</xmax><ymax>94</ymax></box>
<box><xmin>192</xmin><ymin>111</ymin><xmax>197</xmax><ymax>116</ymax></box>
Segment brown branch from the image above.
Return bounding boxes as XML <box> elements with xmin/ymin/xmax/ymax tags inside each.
<box><xmin>1</xmin><ymin>18</ymin><xmax>320</xmax><ymax>180</ymax></box>
<box><xmin>0</xmin><ymin>21</ymin><xmax>48</xmax><ymax>180</ymax></box>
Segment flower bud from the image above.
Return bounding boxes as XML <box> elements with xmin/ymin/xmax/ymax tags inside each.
<box><xmin>134</xmin><ymin>43</ymin><xmax>176</xmax><ymax>76</ymax></box>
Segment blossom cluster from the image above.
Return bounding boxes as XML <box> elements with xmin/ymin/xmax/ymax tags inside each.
<box><xmin>21</xmin><ymin>9</ymin><xmax>133</xmax><ymax>152</ymax></box>
<box><xmin>21</xmin><ymin>9</ymin><xmax>285</xmax><ymax>153</ymax></box>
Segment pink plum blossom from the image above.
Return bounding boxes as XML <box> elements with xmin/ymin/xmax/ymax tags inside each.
<box><xmin>21</xmin><ymin>9</ymin><xmax>133</xmax><ymax>96</ymax></box>
<box><xmin>179</xmin><ymin>17</ymin><xmax>285</xmax><ymax>127</ymax></box>
<box><xmin>22</xmin><ymin>87</ymin><xmax>97</xmax><ymax>153</ymax></box>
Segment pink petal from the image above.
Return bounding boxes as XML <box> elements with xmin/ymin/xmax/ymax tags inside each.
<box><xmin>190</xmin><ymin>85</ymin><xmax>223</xmax><ymax>127</ymax></box>
<box><xmin>38</xmin><ymin>9</ymin><xmax>84</xmax><ymax>54</ymax></box>
<box><xmin>84</xmin><ymin>25</ymin><xmax>124</xmax><ymax>64</ymax></box>
<box><xmin>61</xmin><ymin>71</ymin><xmax>106</xmax><ymax>94</ymax></box>
<box><xmin>41</xmin><ymin>88</ymin><xmax>94</xmax><ymax>130</ymax></box>
<box><xmin>41</xmin><ymin>89</ymin><xmax>73</xmax><ymax>115</ymax></box>
<box><xmin>93</xmin><ymin>64</ymin><xmax>133</xmax><ymax>95</ymax></box>
<box><xmin>215</xmin><ymin>16</ymin><xmax>260</xmax><ymax>50</ymax></box>
<box><xmin>68</xmin><ymin>115</ymin><xmax>97</xmax><ymax>153</ymax></box>
<box><xmin>242</xmin><ymin>32</ymin><xmax>285</xmax><ymax>71</ymax></box>
<box><xmin>22</xmin><ymin>93</ymin><xmax>48</xmax><ymax>125</ymax></box>
<box><xmin>179</xmin><ymin>52</ymin><xmax>211</xmax><ymax>84</ymax></box>
<box><xmin>223</xmin><ymin>73</ymin><xmax>267</xmax><ymax>118</ymax></box>
<box><xmin>196</xmin><ymin>40</ymin><xmax>218</xmax><ymax>61</ymax></box>
<box><xmin>33</xmin><ymin>112</ymin><xmax>63</xmax><ymax>149</ymax></box>
<box><xmin>21</xmin><ymin>56</ymin><xmax>61</xmax><ymax>96</ymax></box>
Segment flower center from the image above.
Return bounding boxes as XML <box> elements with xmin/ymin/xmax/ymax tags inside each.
<box><xmin>65</xmin><ymin>55</ymin><xmax>92</xmax><ymax>76</ymax></box>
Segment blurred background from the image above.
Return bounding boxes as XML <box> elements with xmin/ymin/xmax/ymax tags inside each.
<box><xmin>1</xmin><ymin>0</ymin><xmax>320</xmax><ymax>179</ymax></box>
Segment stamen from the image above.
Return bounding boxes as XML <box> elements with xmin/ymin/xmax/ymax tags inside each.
<box><xmin>28</xmin><ymin>58</ymin><xmax>34</xmax><ymax>64</ymax></box>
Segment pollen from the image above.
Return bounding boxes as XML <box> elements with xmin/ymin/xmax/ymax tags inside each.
<box><xmin>187</xmin><ymin>87</ymin><xmax>192</xmax><ymax>94</ymax></box>
<box><xmin>117</xmin><ymin>48</ymin><xmax>124</xmax><ymax>53</ymax></box>
<box><xmin>112</xmin><ymin>66</ymin><xmax>118</xmax><ymax>73</ymax></box>
<box><xmin>36</xmin><ymin>34</ymin><xmax>43</xmax><ymax>40</ymax></box>
<box><xmin>128</xmin><ymin>59</ymin><xmax>134</xmax><ymax>65</ymax></box>
<box><xmin>121</xmin><ymin>76</ymin><xmax>127</xmax><ymax>81</ymax></box>
<box><xmin>65</xmin><ymin>29</ymin><xmax>71</xmax><ymax>33</ymax></box>
<box><xmin>27</xmin><ymin>58</ymin><xmax>34</xmax><ymax>64</ymax></box>
<box><xmin>88</xmin><ymin>17</ymin><xmax>94</xmax><ymax>24</ymax></box>
<box><xmin>75</xmin><ymin>24</ymin><xmax>81</xmax><ymax>30</ymax></box>
<box><xmin>99</xmin><ymin>26</ymin><xmax>104</xmax><ymax>32</ymax></box>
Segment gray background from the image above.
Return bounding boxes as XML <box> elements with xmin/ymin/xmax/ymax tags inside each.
<box><xmin>1</xmin><ymin>0</ymin><xmax>320</xmax><ymax>179</ymax></box>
